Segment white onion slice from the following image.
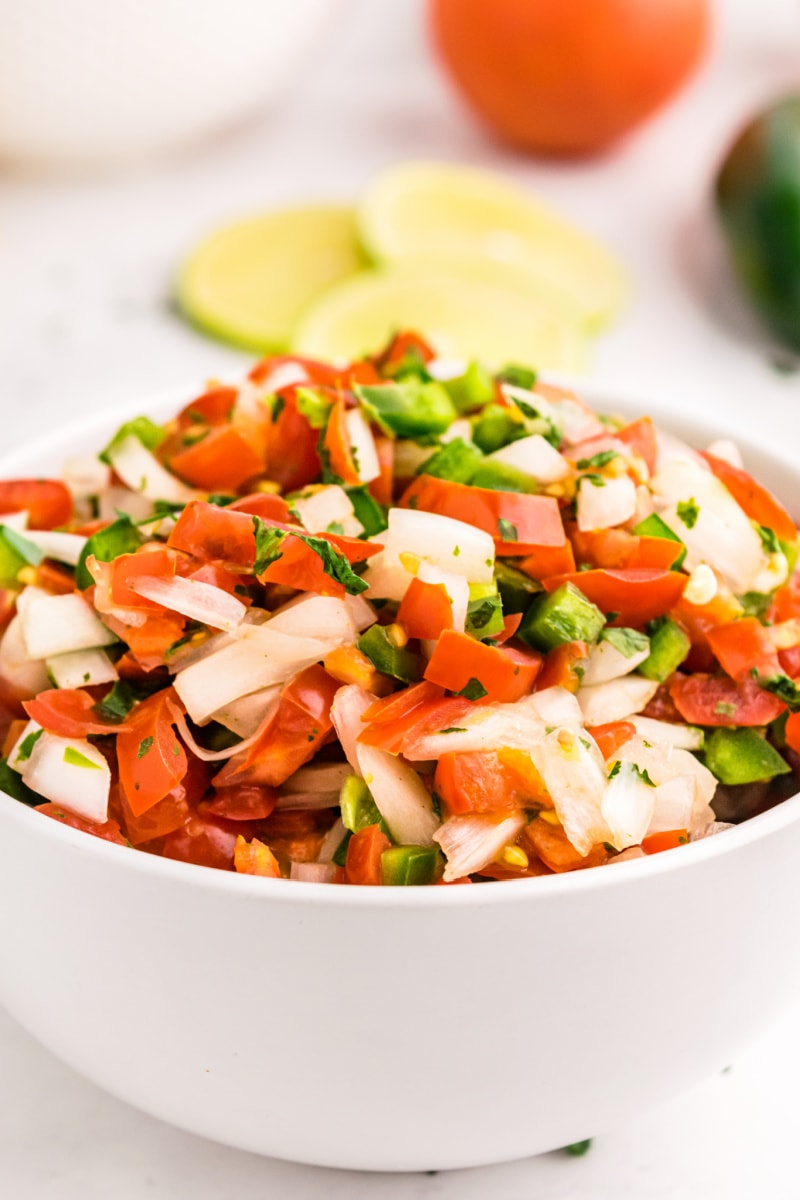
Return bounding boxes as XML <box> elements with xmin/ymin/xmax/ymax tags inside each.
<box><xmin>131</xmin><ymin>575</ymin><xmax>247</xmax><ymax>634</ymax></box>
<box><xmin>613</xmin><ymin>735</ymin><xmax>717</xmax><ymax>814</ymax></box>
<box><xmin>106</xmin><ymin>433</ymin><xmax>195</xmax><ymax>505</ymax></box>
<box><xmin>344</xmin><ymin>593</ymin><xmax>378</xmax><ymax>633</ymax></box>
<box><xmin>526</xmin><ymin>686</ymin><xmax>585</xmax><ymax>728</ymax></box>
<box><xmin>706</xmin><ymin>438</ymin><xmax>743</xmax><ymax>468</ymax></box>
<box><xmin>274</xmin><ymin>791</ymin><xmax>342</xmax><ymax>812</ymax></box>
<box><xmin>318</xmin><ymin>817</ymin><xmax>348</xmax><ymax>864</ymax></box>
<box><xmin>434</xmin><ymin>812</ymin><xmax>526</xmax><ymax>882</ymax></box>
<box><xmin>268</xmin><ymin>593</ymin><xmax>358</xmax><ymax>642</ymax></box>
<box><xmin>25</xmin><ymin>732</ymin><xmax>111</xmax><ymax>824</ymax></box>
<box><xmin>19</xmin><ymin>592</ymin><xmax>117</xmax><ymax>660</ymax></box>
<box><xmin>581</xmin><ymin>635</ymin><xmax>650</xmax><ymax>686</ymax></box>
<box><xmin>488</xmin><ymin>435</ymin><xmax>570</xmax><ymax>484</ymax></box>
<box><xmin>46</xmin><ymin>647</ymin><xmax>118</xmax><ymax>690</ymax></box>
<box><xmin>416</xmin><ymin>561</ymin><xmax>469</xmax><ymax>633</ymax></box>
<box><xmin>345</xmin><ymin>407</ymin><xmax>381</xmax><ymax>484</ymax></box>
<box><xmin>21</xmin><ymin>530</ymin><xmax>87</xmax><ymax>566</ymax></box>
<box><xmin>577</xmin><ymin>676</ymin><xmax>659</xmax><ymax>725</ymax></box>
<box><xmin>0</xmin><ymin>615</ymin><xmax>50</xmax><ymax>698</ymax></box>
<box><xmin>292</xmin><ymin>486</ymin><xmax>363</xmax><ymax>538</ymax></box>
<box><xmin>577</xmin><ymin>474</ymin><xmax>637</xmax><ymax>532</ymax></box>
<box><xmin>174</xmin><ymin>710</ymin><xmax>264</xmax><ymax>763</ymax></box>
<box><xmin>7</xmin><ymin>719</ymin><xmax>42</xmax><ymax>775</ymax></box>
<box><xmin>0</xmin><ymin>511</ymin><xmax>29</xmax><ymax>531</ymax></box>
<box><xmin>62</xmin><ymin>454</ymin><xmax>112</xmax><ymax>500</ymax></box>
<box><xmin>630</xmin><ymin>717</ymin><xmax>704</xmax><ymax>752</ymax></box>
<box><xmin>382</xmin><ymin>508</ymin><xmax>494</xmax><ymax>585</ymax></box>
<box><xmin>601</xmin><ymin>760</ymin><xmax>656</xmax><ymax>851</ymax></box>
<box><xmin>647</xmin><ymin>776</ymin><xmax>696</xmax><ymax>835</ymax></box>
<box><xmin>282</xmin><ymin>762</ymin><xmax>352</xmax><ymax>795</ymax></box>
<box><xmin>290</xmin><ymin>862</ymin><xmax>339</xmax><ymax>883</ymax></box>
<box><xmin>209</xmin><ymin>685</ymin><xmax>281</xmax><ymax>738</ymax></box>
<box><xmin>530</xmin><ymin>728</ymin><xmax>611</xmax><ymax>856</ymax></box>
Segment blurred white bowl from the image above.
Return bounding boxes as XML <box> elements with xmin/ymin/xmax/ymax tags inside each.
<box><xmin>0</xmin><ymin>0</ymin><xmax>346</xmax><ymax>168</ymax></box>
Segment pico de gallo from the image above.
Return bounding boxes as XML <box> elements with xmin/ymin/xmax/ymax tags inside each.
<box><xmin>0</xmin><ymin>330</ymin><xmax>798</xmax><ymax>884</ymax></box>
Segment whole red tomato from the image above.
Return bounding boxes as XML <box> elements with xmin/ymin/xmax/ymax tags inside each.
<box><xmin>430</xmin><ymin>0</ymin><xmax>710</xmax><ymax>155</ymax></box>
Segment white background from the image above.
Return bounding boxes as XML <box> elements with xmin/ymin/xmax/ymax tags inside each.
<box><xmin>2</xmin><ymin>1</ymin><xmax>800</xmax><ymax>1195</ymax></box>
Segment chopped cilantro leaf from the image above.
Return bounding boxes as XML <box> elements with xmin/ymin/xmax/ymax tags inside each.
<box><xmin>676</xmin><ymin>498</ymin><xmax>700</xmax><ymax>529</ymax></box>
<box><xmin>497</xmin><ymin>518</ymin><xmax>518</xmax><ymax>542</ymax></box>
<box><xmin>453</xmin><ymin>678</ymin><xmax>489</xmax><ymax>701</ymax></box>
<box><xmin>714</xmin><ymin>701</ymin><xmax>737</xmax><ymax>717</ymax></box>
<box><xmin>16</xmin><ymin>729</ymin><xmax>43</xmax><ymax>763</ymax></box>
<box><xmin>137</xmin><ymin>736</ymin><xmax>154</xmax><ymax>760</ymax></box>
<box><xmin>761</xmin><ymin>674</ymin><xmax>800</xmax><ymax>711</ymax></box>
<box><xmin>252</xmin><ymin>517</ymin><xmax>369</xmax><ymax>595</ymax></box>
<box><xmin>439</xmin><ymin>727</ymin><xmax>467</xmax><ymax>734</ymax></box>
<box><xmin>757</xmin><ymin>524</ymin><xmax>781</xmax><ymax>555</ymax></box>
<box><xmin>576</xmin><ymin>450</ymin><xmax>618</xmax><ymax>470</ymax></box>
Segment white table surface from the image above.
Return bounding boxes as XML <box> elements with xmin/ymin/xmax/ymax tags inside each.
<box><xmin>2</xmin><ymin>0</ymin><xmax>800</xmax><ymax>1194</ymax></box>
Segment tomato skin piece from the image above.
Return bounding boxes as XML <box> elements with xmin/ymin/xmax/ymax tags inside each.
<box><xmin>115</xmin><ymin>753</ymin><xmax>211</xmax><ymax>846</ymax></box>
<box><xmin>120</xmin><ymin>611</ymin><xmax>187</xmax><ymax>672</ymax></box>
<box><xmin>177</xmin><ymin>385</ymin><xmax>239</xmax><ymax>429</ymax></box>
<box><xmin>205</xmin><ymin>783</ymin><xmax>279</xmax><ymax>821</ymax></box>
<box><xmin>423</xmin><ymin>629</ymin><xmax>541</xmax><ymax>703</ymax></box>
<box><xmin>544</xmin><ymin>568</ymin><xmax>686</xmax><ymax>627</ymax></box>
<box><xmin>233</xmin><ymin>835</ymin><xmax>281</xmax><ymax>877</ymax></box>
<box><xmin>641</xmin><ymin>829</ymin><xmax>689</xmax><ymax>854</ymax></box>
<box><xmin>706</xmin><ymin>617</ymin><xmax>781</xmax><ymax>680</ymax></box>
<box><xmin>369</xmin><ymin>436</ymin><xmax>394</xmax><ymax>506</ymax></box>
<box><xmin>494</xmin><ymin>612</ymin><xmax>523</xmax><ymax>645</ymax></box>
<box><xmin>400</xmin><ymin>475</ymin><xmax>567</xmax><ymax>557</ymax></box>
<box><xmin>215</xmin><ymin>665</ymin><xmax>340</xmax><ymax>788</ymax></box>
<box><xmin>615</xmin><ymin>416</ymin><xmax>658</xmax><ymax>476</ymax></box>
<box><xmin>779</xmin><ymin>646</ymin><xmax>800</xmax><ymax>678</ymax></box>
<box><xmin>376</xmin><ymin>330</ymin><xmax>436</xmax><ymax>370</ymax></box>
<box><xmin>256</xmin><ymin>529</ymin><xmax>380</xmax><ymax>597</ymax></box>
<box><xmin>345</xmin><ymin>824</ymin><xmax>391</xmax><ymax>885</ymax></box>
<box><xmin>0</xmin><ymin>479</ymin><xmax>73</xmax><ymax>530</ymax></box>
<box><xmin>110</xmin><ymin>548</ymin><xmax>176</xmax><ymax>610</ymax></box>
<box><xmin>320</xmin><ymin>395</ymin><xmax>361</xmax><ymax>486</ymax></box>
<box><xmin>358</xmin><ymin>682</ymin><xmax>465</xmax><ymax>754</ymax></box>
<box><xmin>117</xmin><ymin>690</ymin><xmax>189</xmax><ymax>817</ymax></box>
<box><xmin>517</xmin><ymin>541</ymin><xmax>576</xmax><ymax>580</ymax></box>
<box><xmin>522</xmin><ymin>818</ymin><xmax>609</xmax><ymax>873</ymax></box>
<box><xmin>670</xmin><ymin>674</ymin><xmax>785</xmax><ymax>726</ymax></box>
<box><xmin>266</xmin><ymin>387</ymin><xmax>322</xmax><ymax>492</ymax></box>
<box><xmin>169</xmin><ymin>501</ymin><xmax>257</xmax><ymax>565</ymax></box>
<box><xmin>24</xmin><ymin>688</ymin><xmax>132</xmax><ymax>738</ymax></box>
<box><xmin>568</xmin><ymin>525</ymin><xmax>681</xmax><ymax>571</ymax></box>
<box><xmin>589</xmin><ymin>720</ymin><xmax>636</xmax><ymax>760</ymax></box>
<box><xmin>161</xmin><ymin>810</ymin><xmax>253</xmax><ymax>870</ymax></box>
<box><xmin>249</xmin><ymin>354</ymin><xmax>375</xmax><ymax>391</ymax></box>
<box><xmin>170</xmin><ymin>426</ymin><xmax>265</xmax><ymax>492</ymax></box>
<box><xmin>701</xmin><ymin>451</ymin><xmax>797</xmax><ymax>541</ymax></box>
<box><xmin>535</xmin><ymin>640</ymin><xmax>588</xmax><ymax>693</ymax></box>
<box><xmin>397</xmin><ymin>577</ymin><xmax>454</xmax><ymax>640</ymax></box>
<box><xmin>435</xmin><ymin>751</ymin><xmax>527</xmax><ymax>814</ymax></box>
<box><xmin>228</xmin><ymin>493</ymin><xmax>292</xmax><ymax>522</ymax></box>
<box><xmin>36</xmin><ymin>802</ymin><xmax>128</xmax><ymax>845</ymax></box>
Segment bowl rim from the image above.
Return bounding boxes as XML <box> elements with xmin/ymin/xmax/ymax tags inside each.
<box><xmin>2</xmin><ymin>372</ymin><xmax>798</xmax><ymax>909</ymax></box>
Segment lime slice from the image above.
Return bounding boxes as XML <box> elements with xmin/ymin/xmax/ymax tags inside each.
<box><xmin>177</xmin><ymin>206</ymin><xmax>367</xmax><ymax>353</ymax></box>
<box><xmin>291</xmin><ymin>264</ymin><xmax>587</xmax><ymax>371</ymax></box>
<box><xmin>358</xmin><ymin>162</ymin><xmax>629</xmax><ymax>331</ymax></box>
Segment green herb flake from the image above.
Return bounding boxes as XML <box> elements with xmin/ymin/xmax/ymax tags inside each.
<box><xmin>326</xmin><ymin>521</ymin><xmax>346</xmax><ymax>536</ymax></box>
<box><xmin>497</xmin><ymin>518</ymin><xmax>518</xmax><ymax>542</ymax></box>
<box><xmin>16</xmin><ymin>729</ymin><xmax>43</xmax><ymax>763</ymax></box>
<box><xmin>454</xmin><ymin>678</ymin><xmax>489</xmax><ymax>701</ymax></box>
<box><xmin>608</xmin><ymin>761</ymin><xmax>622</xmax><ymax>779</ymax></box>
<box><xmin>676</xmin><ymin>498</ymin><xmax>700</xmax><ymax>529</ymax></box>
<box><xmin>253</xmin><ymin>517</ymin><xmax>368</xmax><ymax>595</ymax></box>
<box><xmin>564</xmin><ymin>1140</ymin><xmax>592</xmax><ymax>1158</ymax></box>
<box><xmin>99</xmin><ymin>416</ymin><xmax>167</xmax><ymax>465</ymax></box>
<box><xmin>137</xmin><ymin>736</ymin><xmax>154</xmax><ymax>760</ymax></box>
<box><xmin>757</xmin><ymin>524</ymin><xmax>781</xmax><ymax>555</ymax></box>
<box><xmin>714</xmin><ymin>701</ymin><xmax>737</xmax><ymax>717</ymax></box>
<box><xmin>63</xmin><ymin>746</ymin><xmax>102</xmax><ymax>770</ymax></box>
<box><xmin>581</xmin><ymin>472</ymin><xmax>606</xmax><ymax>488</ymax></box>
<box><xmin>439</xmin><ymin>727</ymin><xmax>467</xmax><ymax>734</ymax></box>
<box><xmin>761</xmin><ymin>674</ymin><xmax>800</xmax><ymax>711</ymax></box>
<box><xmin>576</xmin><ymin>450</ymin><xmax>618</xmax><ymax>470</ymax></box>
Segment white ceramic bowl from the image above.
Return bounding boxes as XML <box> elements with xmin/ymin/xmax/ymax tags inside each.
<box><xmin>0</xmin><ymin>0</ymin><xmax>345</xmax><ymax>168</ymax></box>
<box><xmin>1</xmin><ymin>387</ymin><xmax>800</xmax><ymax>1172</ymax></box>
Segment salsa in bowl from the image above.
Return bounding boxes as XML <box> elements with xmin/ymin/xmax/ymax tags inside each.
<box><xmin>0</xmin><ymin>331</ymin><xmax>798</xmax><ymax>886</ymax></box>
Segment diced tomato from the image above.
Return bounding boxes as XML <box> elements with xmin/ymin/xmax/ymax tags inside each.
<box><xmin>641</xmin><ymin>684</ymin><xmax>683</xmax><ymax>722</ymax></box>
<box><xmin>33</xmin><ymin>562</ymin><xmax>76</xmax><ymax>595</ymax></box>
<box><xmin>785</xmin><ymin>712</ymin><xmax>800</xmax><ymax>756</ymax></box>
<box><xmin>257</xmin><ymin>528</ymin><xmax>380</xmax><ymax>598</ymax></box>
<box><xmin>493</xmin><ymin>612</ymin><xmax>522</xmax><ymax>645</ymax></box>
<box><xmin>589</xmin><ymin>720</ymin><xmax>636</xmax><ymax>760</ymax></box>
<box><xmin>670</xmin><ymin>674</ymin><xmax>785</xmax><ymax>726</ymax></box>
<box><xmin>320</xmin><ymin>395</ymin><xmax>361</xmax><ymax>486</ymax></box>
<box><xmin>205</xmin><ymin>783</ymin><xmax>279</xmax><ymax>821</ymax></box>
<box><xmin>641</xmin><ymin>829</ymin><xmax>689</xmax><ymax>854</ymax></box>
<box><xmin>0</xmin><ymin>480</ymin><xmax>73</xmax><ymax>530</ymax></box>
<box><xmin>24</xmin><ymin>687</ymin><xmax>132</xmax><ymax>738</ymax></box>
<box><xmin>249</xmin><ymin>354</ymin><xmax>373</xmax><ymax>391</ymax></box>
<box><xmin>187</xmin><ymin>560</ymin><xmax>253</xmax><ymax>601</ymax></box>
<box><xmin>169</xmin><ymin>501</ymin><xmax>258</xmax><ymax>565</ymax></box>
<box><xmin>375</xmin><ymin>330</ymin><xmax>436</xmax><ymax>371</ymax></box>
<box><xmin>400</xmin><ymin>475</ymin><xmax>568</xmax><ymax>557</ymax></box>
<box><xmin>568</xmin><ymin>524</ymin><xmax>682</xmax><ymax>571</ymax></box>
<box><xmin>115</xmin><ymin>753</ymin><xmax>211</xmax><ymax>846</ymax></box>
<box><xmin>109</xmin><ymin>548</ymin><xmax>176</xmax><ymax>610</ymax></box>
<box><xmin>707</xmin><ymin>617</ymin><xmax>781</xmax><ymax>680</ymax></box>
<box><xmin>779</xmin><ymin>646</ymin><xmax>800</xmax><ymax>679</ymax></box>
<box><xmin>177</xmin><ymin>385</ymin><xmax>239</xmax><ymax>429</ymax></box>
<box><xmin>397</xmin><ymin>576</ymin><xmax>454</xmax><ymax>640</ymax></box>
<box><xmin>701</xmin><ymin>451</ymin><xmax>797</xmax><ymax>542</ymax></box>
<box><xmin>544</xmin><ymin>569</ymin><xmax>687</xmax><ymax>627</ymax></box>
<box><xmin>369</xmin><ymin>436</ymin><xmax>394</xmax><ymax>506</ymax></box>
<box><xmin>616</xmin><ymin>416</ymin><xmax>658</xmax><ymax>476</ymax></box>
<box><xmin>769</xmin><ymin>572</ymin><xmax>800</xmax><ymax>624</ymax></box>
<box><xmin>670</xmin><ymin>586</ymin><xmax>743</xmax><ymax>650</ymax></box>
<box><xmin>265</xmin><ymin>387</ymin><xmax>322</xmax><ymax>492</ymax></box>
<box><xmin>215</xmin><ymin>665</ymin><xmax>340</xmax><ymax>788</ymax></box>
<box><xmin>359</xmin><ymin>683</ymin><xmax>470</xmax><ymax>756</ymax></box>
<box><xmin>117</xmin><ymin>690</ymin><xmax>188</xmax><ymax>817</ymax></box>
<box><xmin>256</xmin><ymin>807</ymin><xmax>333</xmax><ymax>864</ymax></box>
<box><xmin>122</xmin><ymin>611</ymin><xmax>187</xmax><ymax>671</ymax></box>
<box><xmin>228</xmin><ymin>493</ymin><xmax>292</xmax><ymax>522</ymax></box>
<box><xmin>345</xmin><ymin>824</ymin><xmax>391</xmax><ymax>885</ymax></box>
<box><xmin>536</xmin><ymin>640</ymin><xmax>588</xmax><ymax>693</ymax></box>
<box><xmin>36</xmin><ymin>802</ymin><xmax>128</xmax><ymax>845</ymax></box>
<box><xmin>434</xmin><ymin>750</ymin><xmax>532</xmax><ymax>814</ymax></box>
<box><xmin>517</xmin><ymin>540</ymin><xmax>576</xmax><ymax>580</ymax></box>
<box><xmin>521</xmin><ymin>818</ymin><xmax>609</xmax><ymax>873</ymax></box>
<box><xmin>233</xmin><ymin>835</ymin><xmax>282</xmax><ymax>877</ymax></box>
<box><xmin>170</xmin><ymin>426</ymin><xmax>265</xmax><ymax>492</ymax></box>
<box><xmin>161</xmin><ymin>810</ymin><xmax>252</xmax><ymax>871</ymax></box>
<box><xmin>423</xmin><ymin>629</ymin><xmax>541</xmax><ymax>703</ymax></box>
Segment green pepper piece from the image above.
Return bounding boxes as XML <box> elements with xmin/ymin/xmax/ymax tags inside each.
<box><xmin>0</xmin><ymin>526</ymin><xmax>44</xmax><ymax>588</ymax></box>
<box><xmin>518</xmin><ymin>582</ymin><xmax>605</xmax><ymax>652</ymax></box>
<box><xmin>357</xmin><ymin>624</ymin><xmax>423</xmax><ymax>683</ymax></box>
<box><xmin>442</xmin><ymin>360</ymin><xmax>496</xmax><ymax>414</ymax></box>
<box><xmin>470</xmin><ymin>459</ymin><xmax>538</xmax><ymax>494</ymax></box>
<box><xmin>781</xmin><ymin>536</ymin><xmax>799</xmax><ymax>577</ymax></box>
<box><xmin>496</xmin><ymin>363</ymin><xmax>537</xmax><ymax>391</ymax></box>
<box><xmin>639</xmin><ymin>618</ymin><xmax>691</xmax><ymax>682</ymax></box>
<box><xmin>0</xmin><ymin>757</ymin><xmax>42</xmax><ymax>807</ymax></box>
<box><xmin>465</xmin><ymin>587</ymin><xmax>505</xmax><ymax>640</ymax></box>
<box><xmin>703</xmin><ymin>727</ymin><xmax>791</xmax><ymax>785</ymax></box>
<box><xmin>340</xmin><ymin>774</ymin><xmax>390</xmax><ymax>837</ymax></box>
<box><xmin>416</xmin><ymin>438</ymin><xmax>484</xmax><ymax>484</ymax></box>
<box><xmin>494</xmin><ymin>561</ymin><xmax>544</xmax><ymax>614</ymax></box>
<box><xmin>631</xmin><ymin>513</ymin><xmax>687</xmax><ymax>568</ymax></box>
<box><xmin>381</xmin><ymin>844</ymin><xmax>443</xmax><ymax>886</ymax></box>
<box><xmin>471</xmin><ymin>404</ymin><xmax>527</xmax><ymax>454</ymax></box>
<box><xmin>75</xmin><ymin>514</ymin><xmax>142</xmax><ymax>590</ymax></box>
<box><xmin>355</xmin><ymin>381</ymin><xmax>456</xmax><ymax>438</ymax></box>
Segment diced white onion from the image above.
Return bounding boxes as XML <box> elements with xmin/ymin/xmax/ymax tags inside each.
<box><xmin>98</xmin><ymin>486</ymin><xmax>155</xmax><ymax>524</ymax></box>
<box><xmin>530</xmin><ymin>728</ymin><xmax>611</xmax><ymax>856</ymax></box>
<box><xmin>329</xmin><ymin>683</ymin><xmax>371</xmax><ymax>774</ymax></box>
<box><xmin>174</xmin><ymin>626</ymin><xmax>340</xmax><ymax>725</ymax></box>
<box><xmin>345</xmin><ymin>407</ymin><xmax>381</xmax><ymax>484</ymax></box>
<box><xmin>62</xmin><ymin>455</ymin><xmax>112</xmax><ymax>501</ymax></box>
<box><xmin>46</xmin><ymin>647</ymin><xmax>118</xmax><ymax>690</ymax></box>
<box><xmin>0</xmin><ymin>511</ymin><xmax>29</xmax><ymax>531</ymax></box>
<box><xmin>7</xmin><ymin>719</ymin><xmax>42</xmax><ymax>775</ymax></box>
<box><xmin>601</xmin><ymin>760</ymin><xmax>656</xmax><ymax>851</ymax></box>
<box><xmin>282</xmin><ymin>762</ymin><xmax>352</xmax><ymax>795</ymax></box>
<box><xmin>488</xmin><ymin>435</ymin><xmax>570</xmax><ymax>484</ymax></box>
<box><xmin>401</xmin><ymin>696</ymin><xmax>547</xmax><ymax>761</ymax></box>
<box><xmin>581</xmin><ymin>636</ymin><xmax>650</xmax><ymax>686</ymax></box>
<box><xmin>268</xmin><ymin>593</ymin><xmax>358</xmax><ymax>642</ymax></box>
<box><xmin>502</xmin><ymin>384</ymin><xmax>605</xmax><ymax>444</ymax></box>
<box><xmin>0</xmin><ymin>615</ymin><xmax>50</xmax><ymax>698</ymax></box>
<box><xmin>292</xmin><ymin>486</ymin><xmax>363</xmax><ymax>539</ymax></box>
<box><xmin>439</xmin><ymin>418</ymin><xmax>474</xmax><ymax>445</ymax></box>
<box><xmin>290</xmin><ymin>862</ymin><xmax>338</xmax><ymax>883</ymax></box>
<box><xmin>131</xmin><ymin>575</ymin><xmax>247</xmax><ymax>634</ymax></box>
<box><xmin>107</xmin><ymin>433</ymin><xmax>195</xmax><ymax>505</ymax></box>
<box><xmin>654</xmin><ymin>430</ymin><xmax>708</xmax><ymax>474</ymax></box>
<box><xmin>24</xmin><ymin>732</ymin><xmax>111</xmax><ymax>824</ymax></box>
<box><xmin>382</xmin><ymin>508</ymin><xmax>494</xmax><ymax>585</ymax></box>
<box><xmin>426</xmin><ymin>357</ymin><xmax>467</xmax><ymax>381</ymax></box>
<box><xmin>613</xmin><ymin>734</ymin><xmax>717</xmax><ymax>823</ymax></box>
<box><xmin>344</xmin><ymin>593</ymin><xmax>378</xmax><ymax>633</ymax></box>
<box><xmin>647</xmin><ymin>776</ymin><xmax>696</xmax><ymax>835</ymax></box>
<box><xmin>274</xmin><ymin>791</ymin><xmax>342</xmax><ymax>811</ymax></box>
<box><xmin>19</xmin><ymin>592</ymin><xmax>117</xmax><ymax>660</ymax></box>
<box><xmin>577</xmin><ymin>474</ymin><xmax>637</xmax><ymax>532</ymax></box>
<box><xmin>526</xmin><ymin>686</ymin><xmax>585</xmax><ymax>728</ymax></box>
<box><xmin>682</xmin><ymin>563</ymin><xmax>717</xmax><ymax>607</ymax></box>
<box><xmin>630</xmin><ymin>716</ymin><xmax>704</xmax><ymax>752</ymax></box>
<box><xmin>208</xmin><ymin>685</ymin><xmax>281</xmax><ymax>738</ymax></box>
<box><xmin>706</xmin><ymin>439</ymin><xmax>743</xmax><ymax>468</ymax></box>
<box><xmin>577</xmin><ymin>676</ymin><xmax>659</xmax><ymax>724</ymax></box>
<box><xmin>434</xmin><ymin>812</ymin><xmax>526</xmax><ymax>882</ymax></box>
<box><xmin>317</xmin><ymin>817</ymin><xmax>347</xmax><ymax>865</ymax></box>
<box><xmin>20</xmin><ymin>530</ymin><xmax>87</xmax><ymax>566</ymax></box>
<box><xmin>361</xmin><ymin>552</ymin><xmax>414</xmax><ymax>602</ymax></box>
